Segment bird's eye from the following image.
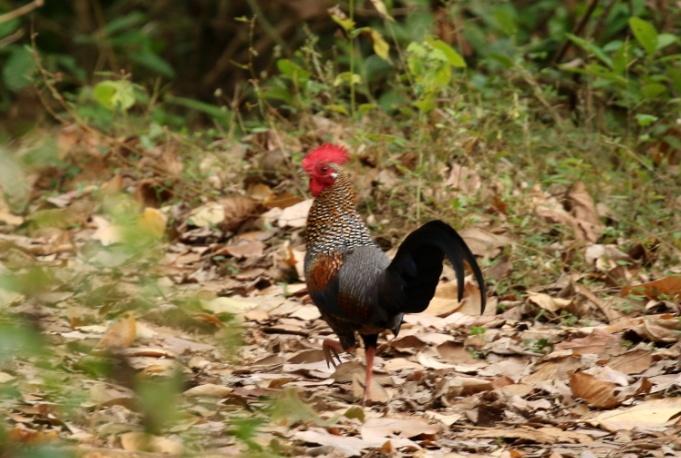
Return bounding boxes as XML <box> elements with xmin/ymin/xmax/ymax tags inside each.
<box><xmin>320</xmin><ymin>165</ymin><xmax>329</xmax><ymax>172</ymax></box>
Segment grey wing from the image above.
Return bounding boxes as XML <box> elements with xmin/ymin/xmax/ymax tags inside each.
<box><xmin>336</xmin><ymin>246</ymin><xmax>401</xmax><ymax>332</ymax></box>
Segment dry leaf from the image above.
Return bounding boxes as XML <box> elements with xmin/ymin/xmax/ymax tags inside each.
<box><xmin>352</xmin><ymin>371</ymin><xmax>389</xmax><ymax>403</ymax></box>
<box><xmin>569</xmin><ymin>371</ymin><xmax>621</xmax><ymax>409</ymax></box>
<box><xmin>458</xmin><ymin>228</ymin><xmax>511</xmax><ymax>258</ymax></box>
<box><xmin>139</xmin><ymin>207</ymin><xmax>166</xmax><ymax>238</ymax></box>
<box><xmin>554</xmin><ymin>330</ymin><xmax>625</xmax><ymax>356</ymax></box>
<box><xmin>295</xmin><ymin>428</ymin><xmax>379</xmax><ymax>456</ymax></box>
<box><xmin>89</xmin><ymin>383</ymin><xmax>134</xmax><ymax>407</ymax></box>
<box><xmin>527</xmin><ymin>291</ymin><xmax>572</xmax><ymax>313</ymax></box>
<box><xmin>0</xmin><ymin>194</ymin><xmax>23</xmax><ymax>226</ymax></box>
<box><xmin>188</xmin><ymin>196</ymin><xmax>259</xmax><ymax>231</ymax></box>
<box><xmin>360</xmin><ymin>416</ymin><xmax>439</xmax><ymax>442</ymax></box>
<box><xmin>609</xmin><ymin>350</ymin><xmax>653</xmax><ymax>375</ymax></box>
<box><xmin>183</xmin><ymin>384</ymin><xmax>232</xmax><ymax>398</ymax></box>
<box><xmin>622</xmin><ymin>276</ymin><xmax>681</xmax><ymax>300</ymax></box>
<box><xmin>464</xmin><ymin>426</ymin><xmax>592</xmax><ymax>444</ymax></box>
<box><xmin>97</xmin><ymin>315</ymin><xmax>137</xmax><ymax>350</ymax></box>
<box><xmin>278</xmin><ymin>199</ymin><xmax>312</xmax><ymax>228</ymax></box>
<box><xmin>222</xmin><ymin>196</ymin><xmax>259</xmax><ymax>231</ymax></box>
<box><xmin>446</xmin><ymin>163</ymin><xmax>481</xmax><ymax>193</ymax></box>
<box><xmin>631</xmin><ymin>314</ymin><xmax>681</xmax><ymax>342</ymax></box>
<box><xmin>584</xmin><ymin>244</ymin><xmax>629</xmax><ymax>270</ymax></box>
<box><xmin>188</xmin><ymin>202</ymin><xmax>224</xmax><ymax>227</ymax></box>
<box><xmin>223</xmin><ymin>239</ymin><xmax>265</xmax><ymax>258</ymax></box>
<box><xmin>369</xmin><ymin>0</ymin><xmax>395</xmax><ymax>21</ymax></box>
<box><xmin>591</xmin><ymin>398</ymin><xmax>681</xmax><ymax>431</ymax></box>
<box><xmin>566</xmin><ymin>182</ymin><xmax>604</xmax><ymax>241</ymax></box>
<box><xmin>120</xmin><ymin>432</ymin><xmax>183</xmax><ymax>455</ymax></box>
<box><xmin>92</xmin><ymin>216</ymin><xmax>121</xmax><ymax>246</ymax></box>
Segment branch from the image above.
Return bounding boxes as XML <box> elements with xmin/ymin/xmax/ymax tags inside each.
<box><xmin>552</xmin><ymin>0</ymin><xmax>599</xmax><ymax>64</ymax></box>
<box><xmin>0</xmin><ymin>0</ymin><xmax>44</xmax><ymax>24</ymax></box>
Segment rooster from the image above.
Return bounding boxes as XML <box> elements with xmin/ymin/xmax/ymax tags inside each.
<box><xmin>302</xmin><ymin>144</ymin><xmax>486</xmax><ymax>403</ymax></box>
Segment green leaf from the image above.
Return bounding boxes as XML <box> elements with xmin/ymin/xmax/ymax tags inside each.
<box><xmin>276</xmin><ymin>59</ymin><xmax>310</xmax><ymax>83</ymax></box>
<box><xmin>427</xmin><ymin>38</ymin><xmax>466</xmax><ymax>68</ymax></box>
<box><xmin>611</xmin><ymin>41</ymin><xmax>632</xmax><ymax>75</ymax></box>
<box><xmin>101</xmin><ymin>11</ymin><xmax>146</xmax><ymax>36</ymax></box>
<box><xmin>0</xmin><ymin>147</ymin><xmax>30</xmax><ymax>212</ymax></box>
<box><xmin>629</xmin><ymin>17</ymin><xmax>658</xmax><ymax>56</ymax></box>
<box><xmin>0</xmin><ymin>18</ymin><xmax>20</xmax><ymax>38</ymax></box>
<box><xmin>369</xmin><ymin>0</ymin><xmax>395</xmax><ymax>22</ymax></box>
<box><xmin>333</xmin><ymin>72</ymin><xmax>361</xmax><ymax>87</ymax></box>
<box><xmin>567</xmin><ymin>34</ymin><xmax>612</xmax><ymax>68</ymax></box>
<box><xmin>635</xmin><ymin>113</ymin><xmax>658</xmax><ymax>127</ymax></box>
<box><xmin>329</xmin><ymin>6</ymin><xmax>355</xmax><ymax>32</ymax></box>
<box><xmin>657</xmin><ymin>33</ymin><xmax>677</xmax><ymax>51</ymax></box>
<box><xmin>2</xmin><ymin>46</ymin><xmax>36</xmax><ymax>92</ymax></box>
<box><xmin>369</xmin><ymin>29</ymin><xmax>391</xmax><ymax>63</ymax></box>
<box><xmin>165</xmin><ymin>95</ymin><xmax>230</xmax><ymax>122</ymax></box>
<box><xmin>131</xmin><ymin>50</ymin><xmax>174</xmax><ymax>77</ymax></box>
<box><xmin>92</xmin><ymin>80</ymin><xmax>136</xmax><ymax>112</ymax></box>
<box><xmin>640</xmin><ymin>81</ymin><xmax>666</xmax><ymax>99</ymax></box>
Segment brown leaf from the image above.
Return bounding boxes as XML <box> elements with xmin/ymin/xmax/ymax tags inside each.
<box><xmin>591</xmin><ymin>398</ymin><xmax>681</xmax><ymax>431</ymax></box>
<box><xmin>631</xmin><ymin>313</ymin><xmax>681</xmax><ymax>342</ymax></box>
<box><xmin>352</xmin><ymin>371</ymin><xmax>390</xmax><ymax>403</ymax></box>
<box><xmin>532</xmin><ymin>185</ymin><xmax>601</xmax><ymax>243</ymax></box>
<box><xmin>278</xmin><ymin>199</ymin><xmax>313</xmax><ymax>228</ymax></box>
<box><xmin>422</xmin><ymin>282</ymin><xmax>463</xmax><ymax>317</ymax></box>
<box><xmin>446</xmin><ymin>164</ymin><xmax>481</xmax><ymax>193</ymax></box>
<box><xmin>573</xmin><ymin>284</ymin><xmax>623</xmax><ymax>323</ymax></box>
<box><xmin>464</xmin><ymin>426</ymin><xmax>592</xmax><ymax>444</ymax></box>
<box><xmin>139</xmin><ymin>207</ymin><xmax>166</xmax><ymax>238</ymax></box>
<box><xmin>458</xmin><ymin>228</ymin><xmax>511</xmax><ymax>258</ymax></box>
<box><xmin>609</xmin><ymin>350</ymin><xmax>653</xmax><ymax>375</ymax></box>
<box><xmin>527</xmin><ymin>291</ymin><xmax>572</xmax><ymax>313</ymax></box>
<box><xmin>188</xmin><ymin>196</ymin><xmax>259</xmax><ymax>231</ymax></box>
<box><xmin>621</xmin><ymin>276</ymin><xmax>681</xmax><ymax>301</ymax></box>
<box><xmin>120</xmin><ymin>432</ymin><xmax>183</xmax><ymax>455</ymax></box>
<box><xmin>566</xmin><ymin>181</ymin><xmax>603</xmax><ymax>240</ymax></box>
<box><xmin>97</xmin><ymin>314</ymin><xmax>136</xmax><ymax>350</ymax></box>
<box><xmin>295</xmin><ymin>428</ymin><xmax>410</xmax><ymax>456</ymax></box>
<box><xmin>0</xmin><ymin>194</ymin><xmax>23</xmax><ymax>226</ymax></box>
<box><xmin>221</xmin><ymin>196</ymin><xmax>260</xmax><ymax>232</ymax></box>
<box><xmin>569</xmin><ymin>371</ymin><xmax>621</xmax><ymax>409</ymax></box>
<box><xmin>182</xmin><ymin>384</ymin><xmax>232</xmax><ymax>398</ymax></box>
<box><xmin>554</xmin><ymin>330</ymin><xmax>625</xmax><ymax>356</ymax></box>
<box><xmin>360</xmin><ymin>416</ymin><xmax>440</xmax><ymax>442</ymax></box>
<box><xmin>223</xmin><ymin>239</ymin><xmax>265</xmax><ymax>259</ymax></box>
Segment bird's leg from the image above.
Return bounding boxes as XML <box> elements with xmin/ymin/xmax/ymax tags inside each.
<box><xmin>322</xmin><ymin>338</ymin><xmax>344</xmax><ymax>368</ymax></box>
<box><xmin>362</xmin><ymin>345</ymin><xmax>376</xmax><ymax>405</ymax></box>
<box><xmin>361</xmin><ymin>334</ymin><xmax>379</xmax><ymax>405</ymax></box>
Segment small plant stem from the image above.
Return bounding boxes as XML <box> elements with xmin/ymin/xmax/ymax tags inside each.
<box><xmin>349</xmin><ymin>0</ymin><xmax>356</xmax><ymax>117</ymax></box>
<box><xmin>415</xmin><ymin>111</ymin><xmax>427</xmax><ymax>221</ymax></box>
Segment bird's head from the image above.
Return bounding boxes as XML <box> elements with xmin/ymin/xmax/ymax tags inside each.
<box><xmin>302</xmin><ymin>144</ymin><xmax>349</xmax><ymax>196</ymax></box>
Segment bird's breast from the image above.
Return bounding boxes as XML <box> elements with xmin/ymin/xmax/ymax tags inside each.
<box><xmin>305</xmin><ymin>252</ymin><xmax>343</xmax><ymax>295</ymax></box>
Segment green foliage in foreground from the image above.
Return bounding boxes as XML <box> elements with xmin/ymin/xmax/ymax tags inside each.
<box><xmin>0</xmin><ymin>1</ymin><xmax>679</xmax><ymax>455</ymax></box>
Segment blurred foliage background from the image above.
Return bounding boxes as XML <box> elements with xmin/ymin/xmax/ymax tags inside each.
<box><xmin>1</xmin><ymin>0</ymin><xmax>679</xmax><ymax>146</ymax></box>
<box><xmin>0</xmin><ymin>0</ymin><xmax>679</xmax><ymax>456</ymax></box>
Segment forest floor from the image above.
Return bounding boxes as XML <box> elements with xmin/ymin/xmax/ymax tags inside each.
<box><xmin>1</xmin><ymin>115</ymin><xmax>680</xmax><ymax>458</ymax></box>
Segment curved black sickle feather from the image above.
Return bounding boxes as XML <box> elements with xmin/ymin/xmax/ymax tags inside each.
<box><xmin>382</xmin><ymin>220</ymin><xmax>486</xmax><ymax>315</ymax></box>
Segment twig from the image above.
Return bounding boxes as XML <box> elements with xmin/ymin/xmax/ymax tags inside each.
<box><xmin>552</xmin><ymin>0</ymin><xmax>599</xmax><ymax>64</ymax></box>
<box><xmin>244</xmin><ymin>0</ymin><xmax>288</xmax><ymax>52</ymax></box>
<box><xmin>517</xmin><ymin>66</ymin><xmax>565</xmax><ymax>127</ymax></box>
<box><xmin>0</xmin><ymin>27</ymin><xmax>23</xmax><ymax>48</ymax></box>
<box><xmin>0</xmin><ymin>0</ymin><xmax>44</xmax><ymax>24</ymax></box>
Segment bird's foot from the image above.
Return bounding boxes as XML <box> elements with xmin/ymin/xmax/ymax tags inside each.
<box><xmin>322</xmin><ymin>338</ymin><xmax>345</xmax><ymax>368</ymax></box>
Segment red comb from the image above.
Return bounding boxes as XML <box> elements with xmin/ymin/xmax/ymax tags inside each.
<box><xmin>302</xmin><ymin>144</ymin><xmax>349</xmax><ymax>173</ymax></box>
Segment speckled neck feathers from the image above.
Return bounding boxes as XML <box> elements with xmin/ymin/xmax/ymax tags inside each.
<box><xmin>305</xmin><ymin>172</ymin><xmax>375</xmax><ymax>256</ymax></box>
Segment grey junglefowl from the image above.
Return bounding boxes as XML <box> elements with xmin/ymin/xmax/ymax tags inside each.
<box><xmin>302</xmin><ymin>144</ymin><xmax>486</xmax><ymax>403</ymax></box>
